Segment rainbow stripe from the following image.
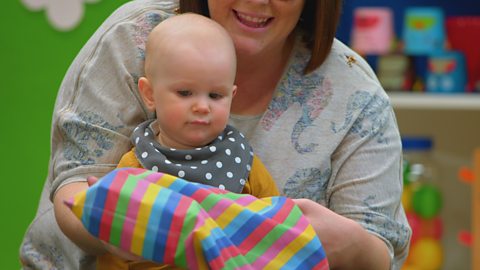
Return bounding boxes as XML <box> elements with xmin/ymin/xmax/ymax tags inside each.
<box><xmin>67</xmin><ymin>168</ymin><xmax>328</xmax><ymax>270</ymax></box>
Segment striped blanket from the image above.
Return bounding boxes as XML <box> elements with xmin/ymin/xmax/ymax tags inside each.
<box><xmin>66</xmin><ymin>168</ymin><xmax>328</xmax><ymax>269</ymax></box>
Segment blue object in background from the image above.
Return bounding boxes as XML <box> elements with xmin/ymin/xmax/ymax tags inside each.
<box><xmin>402</xmin><ymin>136</ymin><xmax>433</xmax><ymax>152</ymax></box>
<box><xmin>426</xmin><ymin>51</ymin><xmax>467</xmax><ymax>93</ymax></box>
<box><xmin>337</xmin><ymin>0</ymin><xmax>480</xmax><ymax>46</ymax></box>
<box><xmin>336</xmin><ymin>0</ymin><xmax>480</xmax><ymax>82</ymax></box>
<box><xmin>403</xmin><ymin>7</ymin><xmax>445</xmax><ymax>55</ymax></box>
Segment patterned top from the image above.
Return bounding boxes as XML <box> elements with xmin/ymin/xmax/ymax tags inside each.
<box><xmin>20</xmin><ymin>0</ymin><xmax>411</xmax><ymax>269</ymax></box>
<box><xmin>132</xmin><ymin>120</ymin><xmax>254</xmax><ymax>193</ymax></box>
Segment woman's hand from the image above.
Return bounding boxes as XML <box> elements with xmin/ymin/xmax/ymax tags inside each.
<box><xmin>292</xmin><ymin>198</ymin><xmax>391</xmax><ymax>270</ymax></box>
<box><xmin>53</xmin><ymin>182</ymin><xmax>106</xmax><ymax>255</ymax></box>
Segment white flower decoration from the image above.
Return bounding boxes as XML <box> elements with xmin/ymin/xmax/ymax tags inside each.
<box><xmin>21</xmin><ymin>0</ymin><xmax>101</xmax><ymax>31</ymax></box>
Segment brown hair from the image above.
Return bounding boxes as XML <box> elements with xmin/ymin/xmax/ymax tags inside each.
<box><xmin>178</xmin><ymin>0</ymin><xmax>343</xmax><ymax>74</ymax></box>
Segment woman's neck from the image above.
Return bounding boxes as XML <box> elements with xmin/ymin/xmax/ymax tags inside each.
<box><xmin>231</xmin><ymin>35</ymin><xmax>296</xmax><ymax>116</ymax></box>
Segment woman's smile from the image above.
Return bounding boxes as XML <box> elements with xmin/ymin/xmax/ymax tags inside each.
<box><xmin>234</xmin><ymin>10</ymin><xmax>273</xmax><ymax>28</ymax></box>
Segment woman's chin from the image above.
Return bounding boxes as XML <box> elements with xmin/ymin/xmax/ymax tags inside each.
<box><xmin>233</xmin><ymin>37</ymin><xmax>265</xmax><ymax>57</ymax></box>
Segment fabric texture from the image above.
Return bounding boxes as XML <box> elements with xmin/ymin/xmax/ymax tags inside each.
<box><xmin>67</xmin><ymin>168</ymin><xmax>329</xmax><ymax>270</ymax></box>
<box><xmin>133</xmin><ymin>120</ymin><xmax>254</xmax><ymax>193</ymax></box>
<box><xmin>20</xmin><ymin>0</ymin><xmax>411</xmax><ymax>269</ymax></box>
<box><xmin>97</xmin><ymin>140</ymin><xmax>279</xmax><ymax>269</ymax></box>
<box><xmin>116</xmin><ymin>148</ymin><xmax>280</xmax><ymax>200</ymax></box>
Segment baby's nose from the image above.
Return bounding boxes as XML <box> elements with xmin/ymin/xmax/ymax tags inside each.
<box><xmin>193</xmin><ymin>98</ymin><xmax>210</xmax><ymax>113</ymax></box>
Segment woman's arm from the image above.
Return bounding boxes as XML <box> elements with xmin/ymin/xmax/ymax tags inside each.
<box><xmin>326</xmin><ymin>88</ymin><xmax>410</xmax><ymax>269</ymax></box>
<box><xmin>49</xmin><ymin>8</ymin><xmax>175</xmax><ymax>254</ymax></box>
<box><xmin>293</xmin><ymin>198</ymin><xmax>391</xmax><ymax>270</ymax></box>
<box><xmin>53</xmin><ymin>182</ymin><xmax>106</xmax><ymax>254</ymax></box>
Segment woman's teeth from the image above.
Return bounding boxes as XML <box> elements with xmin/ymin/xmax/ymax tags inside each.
<box><xmin>236</xmin><ymin>12</ymin><xmax>270</xmax><ymax>27</ymax></box>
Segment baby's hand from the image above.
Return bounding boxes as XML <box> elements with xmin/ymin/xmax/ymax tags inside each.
<box><xmin>87</xmin><ymin>176</ymin><xmax>99</xmax><ymax>186</ymax></box>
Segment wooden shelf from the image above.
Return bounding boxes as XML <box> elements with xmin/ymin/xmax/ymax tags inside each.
<box><xmin>388</xmin><ymin>92</ymin><xmax>480</xmax><ymax>111</ymax></box>
<box><xmin>473</xmin><ymin>149</ymin><xmax>480</xmax><ymax>270</ymax></box>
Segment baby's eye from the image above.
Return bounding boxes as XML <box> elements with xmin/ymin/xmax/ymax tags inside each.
<box><xmin>177</xmin><ymin>90</ymin><xmax>192</xmax><ymax>97</ymax></box>
<box><xmin>209</xmin><ymin>93</ymin><xmax>223</xmax><ymax>100</ymax></box>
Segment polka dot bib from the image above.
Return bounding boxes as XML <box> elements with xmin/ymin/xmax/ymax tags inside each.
<box><xmin>132</xmin><ymin>120</ymin><xmax>253</xmax><ymax>193</ymax></box>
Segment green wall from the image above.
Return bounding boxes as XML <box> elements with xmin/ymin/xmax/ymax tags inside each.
<box><xmin>0</xmin><ymin>1</ymin><xmax>130</xmax><ymax>268</ymax></box>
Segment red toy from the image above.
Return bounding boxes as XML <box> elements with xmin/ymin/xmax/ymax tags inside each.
<box><xmin>446</xmin><ymin>17</ymin><xmax>480</xmax><ymax>92</ymax></box>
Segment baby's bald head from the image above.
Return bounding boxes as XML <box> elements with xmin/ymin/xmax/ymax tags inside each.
<box><xmin>144</xmin><ymin>13</ymin><xmax>236</xmax><ymax>81</ymax></box>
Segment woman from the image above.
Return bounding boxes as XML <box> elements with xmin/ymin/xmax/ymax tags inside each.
<box><xmin>20</xmin><ymin>0</ymin><xmax>411</xmax><ymax>269</ymax></box>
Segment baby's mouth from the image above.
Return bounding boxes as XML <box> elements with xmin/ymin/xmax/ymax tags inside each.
<box><xmin>234</xmin><ymin>10</ymin><xmax>273</xmax><ymax>28</ymax></box>
<box><xmin>190</xmin><ymin>119</ymin><xmax>209</xmax><ymax>125</ymax></box>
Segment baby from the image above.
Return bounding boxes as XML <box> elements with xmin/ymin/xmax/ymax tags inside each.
<box><xmin>98</xmin><ymin>13</ymin><xmax>279</xmax><ymax>270</ymax></box>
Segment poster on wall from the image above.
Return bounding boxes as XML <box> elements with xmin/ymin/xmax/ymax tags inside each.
<box><xmin>21</xmin><ymin>0</ymin><xmax>101</xmax><ymax>31</ymax></box>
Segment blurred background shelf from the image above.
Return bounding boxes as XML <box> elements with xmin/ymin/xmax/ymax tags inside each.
<box><xmin>389</xmin><ymin>92</ymin><xmax>480</xmax><ymax>110</ymax></box>
<box><xmin>337</xmin><ymin>1</ymin><xmax>480</xmax><ymax>269</ymax></box>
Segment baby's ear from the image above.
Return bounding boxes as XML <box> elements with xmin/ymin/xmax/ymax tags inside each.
<box><xmin>138</xmin><ymin>77</ymin><xmax>155</xmax><ymax>111</ymax></box>
<box><xmin>232</xmin><ymin>85</ymin><xmax>237</xmax><ymax>97</ymax></box>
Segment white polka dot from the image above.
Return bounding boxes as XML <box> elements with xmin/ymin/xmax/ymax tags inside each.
<box><xmin>185</xmin><ymin>155</ymin><xmax>192</xmax><ymax>160</ymax></box>
<box><xmin>240</xmin><ymin>179</ymin><xmax>246</xmax><ymax>185</ymax></box>
<box><xmin>201</xmin><ymin>160</ymin><xmax>208</xmax><ymax>164</ymax></box>
<box><xmin>216</xmin><ymin>161</ymin><xmax>223</xmax><ymax>168</ymax></box>
<box><xmin>170</xmin><ymin>148</ymin><xmax>176</xmax><ymax>151</ymax></box>
<box><xmin>241</xmin><ymin>143</ymin><xmax>245</xmax><ymax>150</ymax></box>
<box><xmin>250</xmin><ymin>151</ymin><xmax>254</xmax><ymax>156</ymax></box>
<box><xmin>141</xmin><ymin>152</ymin><xmax>148</xmax><ymax>159</ymax></box>
<box><xmin>226</xmin><ymin>172</ymin><xmax>233</xmax><ymax>178</ymax></box>
<box><xmin>135</xmin><ymin>137</ymin><xmax>140</xmax><ymax>144</ymax></box>
<box><xmin>218</xmin><ymin>135</ymin><xmax>223</xmax><ymax>140</ymax></box>
<box><xmin>154</xmin><ymin>148</ymin><xmax>160</xmax><ymax>153</ymax></box>
<box><xmin>205</xmin><ymin>173</ymin><xmax>212</xmax><ymax>180</ymax></box>
<box><xmin>175</xmin><ymin>163</ymin><xmax>181</xmax><ymax>167</ymax></box>
<box><xmin>239</xmin><ymin>132</ymin><xmax>245</xmax><ymax>138</ymax></box>
<box><xmin>134</xmin><ymin>126</ymin><xmax>139</xmax><ymax>131</ymax></box>
<box><xmin>144</xmin><ymin>132</ymin><xmax>149</xmax><ymax>136</ymax></box>
<box><xmin>150</xmin><ymin>142</ymin><xmax>154</xmax><ymax>146</ymax></box>
<box><xmin>246</xmin><ymin>164</ymin><xmax>251</xmax><ymax>171</ymax></box>
<box><xmin>165</xmin><ymin>159</ymin><xmax>172</xmax><ymax>164</ymax></box>
<box><xmin>235</xmin><ymin>157</ymin><xmax>241</xmax><ymax>163</ymax></box>
<box><xmin>227</xmin><ymin>131</ymin><xmax>233</xmax><ymax>135</ymax></box>
<box><xmin>225</xmin><ymin>149</ymin><xmax>231</xmax><ymax>156</ymax></box>
<box><xmin>218</xmin><ymin>184</ymin><xmax>225</xmax><ymax>190</ymax></box>
<box><xmin>191</xmin><ymin>166</ymin><xmax>198</xmax><ymax>169</ymax></box>
<box><xmin>229</xmin><ymin>138</ymin><xmax>236</xmax><ymax>142</ymax></box>
<box><xmin>209</xmin><ymin>146</ymin><xmax>216</xmax><ymax>152</ymax></box>
<box><xmin>196</xmin><ymin>147</ymin><xmax>202</xmax><ymax>150</ymax></box>
<box><xmin>151</xmin><ymin>166</ymin><xmax>158</xmax><ymax>172</ymax></box>
<box><xmin>178</xmin><ymin>171</ymin><xmax>185</xmax><ymax>178</ymax></box>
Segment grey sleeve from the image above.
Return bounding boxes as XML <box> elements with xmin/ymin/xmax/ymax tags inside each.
<box><xmin>328</xmin><ymin>89</ymin><xmax>411</xmax><ymax>269</ymax></box>
<box><xmin>48</xmin><ymin>7</ymin><xmax>174</xmax><ymax>200</ymax></box>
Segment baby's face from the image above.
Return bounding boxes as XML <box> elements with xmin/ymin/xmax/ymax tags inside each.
<box><xmin>149</xmin><ymin>43</ymin><xmax>237</xmax><ymax>149</ymax></box>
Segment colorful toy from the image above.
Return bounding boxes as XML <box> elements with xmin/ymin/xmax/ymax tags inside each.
<box><xmin>446</xmin><ymin>17</ymin><xmax>480</xmax><ymax>92</ymax></box>
<box><xmin>401</xmin><ymin>135</ymin><xmax>445</xmax><ymax>269</ymax></box>
<box><xmin>419</xmin><ymin>216</ymin><xmax>443</xmax><ymax>240</ymax></box>
<box><xmin>402</xmin><ymin>184</ymin><xmax>414</xmax><ymax>212</ymax></box>
<box><xmin>401</xmin><ymin>264</ymin><xmax>422</xmax><ymax>270</ymax></box>
<box><xmin>406</xmin><ymin>212</ymin><xmax>422</xmax><ymax>245</ymax></box>
<box><xmin>412</xmin><ymin>184</ymin><xmax>442</xmax><ymax>219</ymax></box>
<box><xmin>66</xmin><ymin>168</ymin><xmax>328</xmax><ymax>270</ymax></box>
<box><xmin>408</xmin><ymin>238</ymin><xmax>443</xmax><ymax>270</ymax></box>
<box><xmin>377</xmin><ymin>54</ymin><xmax>414</xmax><ymax>91</ymax></box>
<box><xmin>403</xmin><ymin>7</ymin><xmax>445</xmax><ymax>55</ymax></box>
<box><xmin>426</xmin><ymin>51</ymin><xmax>467</xmax><ymax>93</ymax></box>
<box><xmin>351</xmin><ymin>7</ymin><xmax>394</xmax><ymax>55</ymax></box>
